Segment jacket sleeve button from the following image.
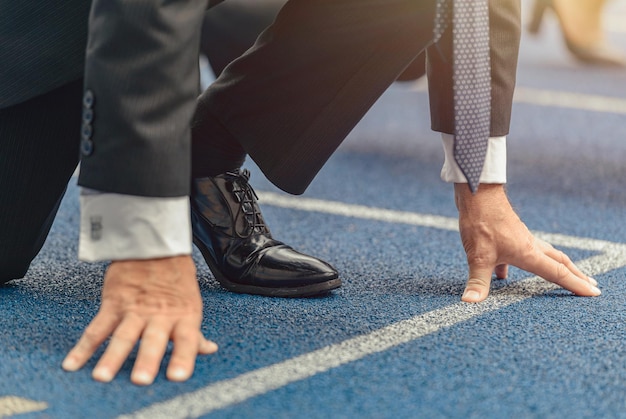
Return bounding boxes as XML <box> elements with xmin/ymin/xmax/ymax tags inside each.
<box><xmin>83</xmin><ymin>89</ymin><xmax>95</xmax><ymax>108</ymax></box>
<box><xmin>81</xmin><ymin>138</ymin><xmax>94</xmax><ymax>156</ymax></box>
<box><xmin>81</xmin><ymin>123</ymin><xmax>93</xmax><ymax>140</ymax></box>
<box><xmin>82</xmin><ymin>108</ymin><xmax>94</xmax><ymax>123</ymax></box>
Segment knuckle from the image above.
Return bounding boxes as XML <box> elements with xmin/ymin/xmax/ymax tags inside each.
<box><xmin>466</xmin><ymin>252</ymin><xmax>494</xmax><ymax>270</ymax></box>
<box><xmin>466</xmin><ymin>276</ymin><xmax>491</xmax><ymax>288</ymax></box>
<box><xmin>110</xmin><ymin>332</ymin><xmax>138</xmax><ymax>347</ymax></box>
<box><xmin>81</xmin><ymin>326</ymin><xmax>104</xmax><ymax>345</ymax></box>
<box><xmin>524</xmin><ymin>236</ymin><xmax>537</xmax><ymax>255</ymax></box>
<box><xmin>554</xmin><ymin>262</ymin><xmax>570</xmax><ymax>283</ymax></box>
<box><xmin>557</xmin><ymin>250</ymin><xmax>572</xmax><ymax>264</ymax></box>
<box><xmin>141</xmin><ymin>328</ymin><xmax>168</xmax><ymax>343</ymax></box>
<box><xmin>174</xmin><ymin>333</ymin><xmax>198</xmax><ymax>349</ymax></box>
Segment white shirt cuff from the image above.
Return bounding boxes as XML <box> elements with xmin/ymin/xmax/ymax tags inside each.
<box><xmin>440</xmin><ymin>133</ymin><xmax>507</xmax><ymax>184</ymax></box>
<box><xmin>79</xmin><ymin>189</ymin><xmax>192</xmax><ymax>262</ymax></box>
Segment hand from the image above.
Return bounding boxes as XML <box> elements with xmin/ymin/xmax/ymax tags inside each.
<box><xmin>62</xmin><ymin>255</ymin><xmax>218</xmax><ymax>385</ymax></box>
<box><xmin>454</xmin><ymin>183</ymin><xmax>601</xmax><ymax>303</ymax></box>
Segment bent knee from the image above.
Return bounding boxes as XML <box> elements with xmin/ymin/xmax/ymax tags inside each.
<box><xmin>0</xmin><ymin>257</ymin><xmax>31</xmax><ymax>285</ymax></box>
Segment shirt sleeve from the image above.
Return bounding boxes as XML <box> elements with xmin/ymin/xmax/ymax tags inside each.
<box><xmin>78</xmin><ymin>188</ymin><xmax>192</xmax><ymax>262</ymax></box>
<box><xmin>440</xmin><ymin>133</ymin><xmax>507</xmax><ymax>184</ymax></box>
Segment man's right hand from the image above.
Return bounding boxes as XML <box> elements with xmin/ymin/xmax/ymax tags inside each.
<box><xmin>62</xmin><ymin>255</ymin><xmax>217</xmax><ymax>385</ymax></box>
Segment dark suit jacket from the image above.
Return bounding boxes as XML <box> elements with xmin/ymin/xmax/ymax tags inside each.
<box><xmin>0</xmin><ymin>0</ymin><xmax>240</xmax><ymax>197</ymax></box>
<box><xmin>71</xmin><ymin>0</ymin><xmax>263</xmax><ymax>198</ymax></box>
<box><xmin>2</xmin><ymin>0</ymin><xmax>521</xmax><ymax>199</ymax></box>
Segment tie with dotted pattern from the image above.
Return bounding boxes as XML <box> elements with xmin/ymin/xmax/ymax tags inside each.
<box><xmin>434</xmin><ymin>0</ymin><xmax>491</xmax><ymax>193</ymax></box>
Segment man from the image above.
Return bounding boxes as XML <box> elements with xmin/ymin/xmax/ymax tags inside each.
<box><xmin>1</xmin><ymin>0</ymin><xmax>599</xmax><ymax>386</ymax></box>
<box><xmin>1</xmin><ymin>0</ymin><xmax>338</xmax><ymax>386</ymax></box>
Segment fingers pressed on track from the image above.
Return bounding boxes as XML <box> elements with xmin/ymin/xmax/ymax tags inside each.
<box><xmin>131</xmin><ymin>319</ymin><xmax>175</xmax><ymax>386</ymax></box>
<box><xmin>92</xmin><ymin>314</ymin><xmax>146</xmax><ymax>383</ymax></box>
<box><xmin>199</xmin><ymin>333</ymin><xmax>219</xmax><ymax>355</ymax></box>
<box><xmin>166</xmin><ymin>321</ymin><xmax>204</xmax><ymax>382</ymax></box>
<box><xmin>494</xmin><ymin>264</ymin><xmax>509</xmax><ymax>280</ymax></box>
<box><xmin>463</xmin><ymin>263</ymin><xmax>494</xmax><ymax>303</ymax></box>
<box><xmin>518</xmin><ymin>247</ymin><xmax>601</xmax><ymax>297</ymax></box>
<box><xmin>62</xmin><ymin>310</ymin><xmax>122</xmax><ymax>372</ymax></box>
<box><xmin>536</xmin><ymin>240</ymin><xmax>598</xmax><ymax>286</ymax></box>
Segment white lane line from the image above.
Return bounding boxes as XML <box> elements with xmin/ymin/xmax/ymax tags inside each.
<box><xmin>0</xmin><ymin>396</ymin><xmax>48</xmax><ymax>418</ymax></box>
<box><xmin>260</xmin><ymin>192</ymin><xmax>460</xmax><ymax>232</ymax></box>
<box><xmin>120</xmin><ymin>194</ymin><xmax>626</xmax><ymax>419</ymax></box>
<box><xmin>117</xmin><ymin>282</ymin><xmax>551</xmax><ymax>419</ymax></box>
<box><xmin>409</xmin><ymin>82</ymin><xmax>626</xmax><ymax>115</ymax></box>
<box><xmin>259</xmin><ymin>192</ymin><xmax>625</xmax><ymax>253</ymax></box>
<box><xmin>513</xmin><ymin>87</ymin><xmax>626</xmax><ymax>115</ymax></box>
<box><xmin>258</xmin><ymin>192</ymin><xmax>626</xmax><ymax>280</ymax></box>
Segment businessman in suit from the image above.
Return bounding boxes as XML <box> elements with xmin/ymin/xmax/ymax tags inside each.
<box><xmin>1</xmin><ymin>0</ymin><xmax>599</xmax><ymax>386</ymax></box>
<box><xmin>1</xmin><ymin>0</ymin><xmax>338</xmax><ymax>385</ymax></box>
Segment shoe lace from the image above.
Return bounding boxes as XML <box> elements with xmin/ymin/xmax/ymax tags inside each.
<box><xmin>230</xmin><ymin>169</ymin><xmax>270</xmax><ymax>237</ymax></box>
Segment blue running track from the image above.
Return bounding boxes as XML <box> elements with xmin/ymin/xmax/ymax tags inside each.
<box><xmin>2</xmin><ymin>2</ymin><xmax>626</xmax><ymax>418</ymax></box>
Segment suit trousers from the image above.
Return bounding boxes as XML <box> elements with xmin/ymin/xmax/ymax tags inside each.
<box><xmin>197</xmin><ymin>0</ymin><xmax>521</xmax><ymax>194</ymax></box>
<box><xmin>0</xmin><ymin>80</ymin><xmax>83</xmax><ymax>283</ymax></box>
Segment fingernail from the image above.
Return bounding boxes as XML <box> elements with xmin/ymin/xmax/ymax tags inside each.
<box><xmin>132</xmin><ymin>371</ymin><xmax>154</xmax><ymax>386</ymax></box>
<box><xmin>93</xmin><ymin>367</ymin><xmax>114</xmax><ymax>383</ymax></box>
<box><xmin>62</xmin><ymin>357</ymin><xmax>79</xmax><ymax>372</ymax></box>
<box><xmin>462</xmin><ymin>290</ymin><xmax>480</xmax><ymax>302</ymax></box>
<box><xmin>589</xmin><ymin>277</ymin><xmax>598</xmax><ymax>286</ymax></box>
<box><xmin>591</xmin><ymin>286</ymin><xmax>601</xmax><ymax>296</ymax></box>
<box><xmin>168</xmin><ymin>368</ymin><xmax>190</xmax><ymax>382</ymax></box>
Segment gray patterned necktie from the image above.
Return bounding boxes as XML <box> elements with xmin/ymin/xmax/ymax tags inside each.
<box><xmin>434</xmin><ymin>0</ymin><xmax>491</xmax><ymax>193</ymax></box>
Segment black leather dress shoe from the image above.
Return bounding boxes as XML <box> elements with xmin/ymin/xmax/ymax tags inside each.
<box><xmin>191</xmin><ymin>169</ymin><xmax>341</xmax><ymax>297</ymax></box>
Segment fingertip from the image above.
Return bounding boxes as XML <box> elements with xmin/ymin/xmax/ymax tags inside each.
<box><xmin>92</xmin><ymin>367</ymin><xmax>114</xmax><ymax>383</ymax></box>
<box><xmin>462</xmin><ymin>274</ymin><xmax>491</xmax><ymax>303</ymax></box>
<box><xmin>575</xmin><ymin>285</ymin><xmax>601</xmax><ymax>297</ymax></box>
<box><xmin>131</xmin><ymin>371</ymin><xmax>154</xmax><ymax>386</ymax></box>
<box><xmin>200</xmin><ymin>339</ymin><xmax>218</xmax><ymax>355</ymax></box>
<box><xmin>61</xmin><ymin>356</ymin><xmax>81</xmax><ymax>372</ymax></box>
<box><xmin>167</xmin><ymin>367</ymin><xmax>192</xmax><ymax>382</ymax></box>
<box><xmin>461</xmin><ymin>289</ymin><xmax>483</xmax><ymax>303</ymax></box>
<box><xmin>588</xmin><ymin>277</ymin><xmax>598</xmax><ymax>287</ymax></box>
<box><xmin>494</xmin><ymin>264</ymin><xmax>509</xmax><ymax>280</ymax></box>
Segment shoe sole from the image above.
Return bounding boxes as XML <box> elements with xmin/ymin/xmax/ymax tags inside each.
<box><xmin>193</xmin><ymin>237</ymin><xmax>341</xmax><ymax>298</ymax></box>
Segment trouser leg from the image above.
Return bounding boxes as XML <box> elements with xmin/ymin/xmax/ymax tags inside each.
<box><xmin>194</xmin><ymin>0</ymin><xmax>285</xmax><ymax>178</ymax></box>
<box><xmin>194</xmin><ymin>0</ymin><xmax>427</xmax><ymax>180</ymax></box>
<box><xmin>201</xmin><ymin>0</ymin><xmax>285</xmax><ymax>77</ymax></box>
<box><xmin>195</xmin><ymin>0</ymin><xmax>438</xmax><ymax>194</ymax></box>
<box><xmin>0</xmin><ymin>79</ymin><xmax>83</xmax><ymax>283</ymax></box>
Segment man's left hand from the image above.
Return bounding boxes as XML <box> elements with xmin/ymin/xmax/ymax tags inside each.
<box><xmin>454</xmin><ymin>183</ymin><xmax>601</xmax><ymax>303</ymax></box>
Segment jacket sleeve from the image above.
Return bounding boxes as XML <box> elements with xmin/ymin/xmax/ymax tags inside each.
<box><xmin>427</xmin><ymin>0</ymin><xmax>521</xmax><ymax>137</ymax></box>
<box><xmin>77</xmin><ymin>0</ymin><xmax>208</xmax><ymax>197</ymax></box>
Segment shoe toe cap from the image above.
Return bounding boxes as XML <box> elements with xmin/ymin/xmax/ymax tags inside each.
<box><xmin>250</xmin><ymin>245</ymin><xmax>338</xmax><ymax>287</ymax></box>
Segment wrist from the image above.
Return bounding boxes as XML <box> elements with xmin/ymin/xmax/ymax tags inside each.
<box><xmin>440</xmin><ymin>134</ymin><xmax>507</xmax><ymax>184</ymax></box>
<box><xmin>454</xmin><ymin>183</ymin><xmax>508</xmax><ymax>215</ymax></box>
